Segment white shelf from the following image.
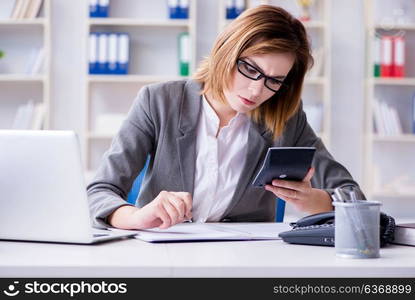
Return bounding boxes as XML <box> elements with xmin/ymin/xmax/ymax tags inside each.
<box><xmin>372</xmin><ymin>134</ymin><xmax>415</xmax><ymax>143</ymax></box>
<box><xmin>0</xmin><ymin>74</ymin><xmax>46</xmax><ymax>82</ymax></box>
<box><xmin>0</xmin><ymin>0</ymin><xmax>51</xmax><ymax>130</ymax></box>
<box><xmin>373</xmin><ymin>24</ymin><xmax>415</xmax><ymax>31</ymax></box>
<box><xmin>88</xmin><ymin>18</ymin><xmax>190</xmax><ymax>27</ymax></box>
<box><xmin>364</xmin><ymin>0</ymin><xmax>415</xmax><ymax>203</ymax></box>
<box><xmin>369</xmin><ymin>77</ymin><xmax>415</xmax><ymax>86</ymax></box>
<box><xmin>0</xmin><ymin>19</ymin><xmax>47</xmax><ymax>26</ymax></box>
<box><xmin>88</xmin><ymin>75</ymin><xmax>188</xmax><ymax>83</ymax></box>
<box><xmin>84</xmin><ymin>0</ymin><xmax>198</xmax><ymax>170</ymax></box>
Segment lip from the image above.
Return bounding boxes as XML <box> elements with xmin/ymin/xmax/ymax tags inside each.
<box><xmin>238</xmin><ymin>96</ymin><xmax>256</xmax><ymax>106</ymax></box>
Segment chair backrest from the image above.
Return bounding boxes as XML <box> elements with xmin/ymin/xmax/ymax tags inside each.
<box><xmin>127</xmin><ymin>157</ymin><xmax>149</xmax><ymax>204</ymax></box>
<box><xmin>275</xmin><ymin>198</ymin><xmax>285</xmax><ymax>222</ymax></box>
<box><xmin>127</xmin><ymin>157</ymin><xmax>285</xmax><ymax>222</ymax></box>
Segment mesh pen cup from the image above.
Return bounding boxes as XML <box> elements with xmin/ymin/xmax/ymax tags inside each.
<box><xmin>333</xmin><ymin>201</ymin><xmax>381</xmax><ymax>259</ymax></box>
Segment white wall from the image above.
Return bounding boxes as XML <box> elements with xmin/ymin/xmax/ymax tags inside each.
<box><xmin>330</xmin><ymin>0</ymin><xmax>365</xmax><ymax>183</ymax></box>
<box><xmin>50</xmin><ymin>0</ymin><xmax>87</xmax><ymax>135</ymax></box>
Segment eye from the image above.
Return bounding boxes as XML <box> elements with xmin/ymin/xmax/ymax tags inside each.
<box><xmin>267</xmin><ymin>78</ymin><xmax>283</xmax><ymax>90</ymax></box>
<box><xmin>268</xmin><ymin>78</ymin><xmax>280</xmax><ymax>85</ymax></box>
<box><xmin>244</xmin><ymin>63</ymin><xmax>259</xmax><ymax>75</ymax></box>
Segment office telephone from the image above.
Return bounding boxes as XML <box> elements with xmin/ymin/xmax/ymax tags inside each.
<box><xmin>278</xmin><ymin>211</ymin><xmax>395</xmax><ymax>247</ymax></box>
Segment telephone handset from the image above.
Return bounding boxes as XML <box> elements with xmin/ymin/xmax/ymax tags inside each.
<box><xmin>278</xmin><ymin>211</ymin><xmax>395</xmax><ymax>247</ymax></box>
<box><xmin>294</xmin><ymin>211</ymin><xmax>335</xmax><ymax>227</ymax></box>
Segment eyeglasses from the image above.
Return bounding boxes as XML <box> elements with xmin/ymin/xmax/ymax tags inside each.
<box><xmin>236</xmin><ymin>59</ymin><xmax>287</xmax><ymax>92</ymax></box>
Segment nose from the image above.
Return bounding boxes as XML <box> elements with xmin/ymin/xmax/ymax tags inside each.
<box><xmin>248</xmin><ymin>78</ymin><xmax>265</xmax><ymax>98</ymax></box>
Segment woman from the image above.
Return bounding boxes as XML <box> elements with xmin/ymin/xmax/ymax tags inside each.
<box><xmin>87</xmin><ymin>5</ymin><xmax>364</xmax><ymax>230</ymax></box>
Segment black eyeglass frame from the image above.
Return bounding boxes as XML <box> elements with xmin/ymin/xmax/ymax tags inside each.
<box><xmin>236</xmin><ymin>58</ymin><xmax>288</xmax><ymax>92</ymax></box>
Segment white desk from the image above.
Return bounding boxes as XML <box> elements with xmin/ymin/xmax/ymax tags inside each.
<box><xmin>0</xmin><ymin>238</ymin><xmax>414</xmax><ymax>277</ymax></box>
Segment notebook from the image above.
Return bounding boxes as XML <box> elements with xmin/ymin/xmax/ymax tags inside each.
<box><xmin>128</xmin><ymin>222</ymin><xmax>292</xmax><ymax>243</ymax></box>
<box><xmin>392</xmin><ymin>223</ymin><xmax>415</xmax><ymax>246</ymax></box>
<box><xmin>0</xmin><ymin>130</ymin><xmax>136</xmax><ymax>244</ymax></box>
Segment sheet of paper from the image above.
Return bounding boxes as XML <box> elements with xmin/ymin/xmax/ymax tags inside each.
<box><xmin>209</xmin><ymin>222</ymin><xmax>292</xmax><ymax>239</ymax></box>
<box><xmin>133</xmin><ymin>222</ymin><xmax>291</xmax><ymax>242</ymax></box>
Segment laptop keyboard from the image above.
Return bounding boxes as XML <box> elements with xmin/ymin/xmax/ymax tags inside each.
<box><xmin>92</xmin><ymin>228</ymin><xmax>136</xmax><ymax>240</ymax></box>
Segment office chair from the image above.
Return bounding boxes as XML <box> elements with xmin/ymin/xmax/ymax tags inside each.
<box><xmin>126</xmin><ymin>157</ymin><xmax>149</xmax><ymax>205</ymax></box>
<box><xmin>127</xmin><ymin>157</ymin><xmax>285</xmax><ymax>222</ymax></box>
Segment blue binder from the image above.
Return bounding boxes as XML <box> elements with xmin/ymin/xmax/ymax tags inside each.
<box><xmin>107</xmin><ymin>33</ymin><xmax>118</xmax><ymax>74</ymax></box>
<box><xmin>89</xmin><ymin>0</ymin><xmax>99</xmax><ymax>18</ymax></box>
<box><xmin>97</xmin><ymin>33</ymin><xmax>109</xmax><ymax>74</ymax></box>
<box><xmin>97</xmin><ymin>0</ymin><xmax>109</xmax><ymax>18</ymax></box>
<box><xmin>226</xmin><ymin>0</ymin><xmax>245</xmax><ymax>19</ymax></box>
<box><xmin>234</xmin><ymin>0</ymin><xmax>245</xmax><ymax>17</ymax></box>
<box><xmin>117</xmin><ymin>33</ymin><xmax>129</xmax><ymax>75</ymax></box>
<box><xmin>88</xmin><ymin>33</ymin><xmax>98</xmax><ymax>74</ymax></box>
<box><xmin>226</xmin><ymin>0</ymin><xmax>236</xmax><ymax>19</ymax></box>
<box><xmin>168</xmin><ymin>0</ymin><xmax>179</xmax><ymax>19</ymax></box>
<box><xmin>168</xmin><ymin>0</ymin><xmax>189</xmax><ymax>19</ymax></box>
<box><xmin>179</xmin><ymin>0</ymin><xmax>189</xmax><ymax>19</ymax></box>
<box><xmin>90</xmin><ymin>0</ymin><xmax>109</xmax><ymax>18</ymax></box>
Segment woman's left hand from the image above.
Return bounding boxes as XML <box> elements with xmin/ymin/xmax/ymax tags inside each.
<box><xmin>264</xmin><ymin>167</ymin><xmax>333</xmax><ymax>214</ymax></box>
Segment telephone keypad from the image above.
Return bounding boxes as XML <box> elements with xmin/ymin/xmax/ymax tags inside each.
<box><xmin>292</xmin><ymin>223</ymin><xmax>334</xmax><ymax>231</ymax></box>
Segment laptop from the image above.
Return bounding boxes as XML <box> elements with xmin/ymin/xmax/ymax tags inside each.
<box><xmin>0</xmin><ymin>130</ymin><xmax>137</xmax><ymax>244</ymax></box>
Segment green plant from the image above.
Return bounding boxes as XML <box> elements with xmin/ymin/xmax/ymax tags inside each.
<box><xmin>0</xmin><ymin>50</ymin><xmax>4</xmax><ymax>59</ymax></box>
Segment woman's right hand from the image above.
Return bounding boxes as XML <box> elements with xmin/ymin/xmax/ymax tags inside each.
<box><xmin>108</xmin><ymin>191</ymin><xmax>193</xmax><ymax>230</ymax></box>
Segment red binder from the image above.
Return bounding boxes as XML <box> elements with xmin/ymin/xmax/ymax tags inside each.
<box><xmin>392</xmin><ymin>36</ymin><xmax>405</xmax><ymax>78</ymax></box>
<box><xmin>380</xmin><ymin>35</ymin><xmax>393</xmax><ymax>77</ymax></box>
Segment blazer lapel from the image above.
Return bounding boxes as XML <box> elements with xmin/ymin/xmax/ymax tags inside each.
<box><xmin>176</xmin><ymin>80</ymin><xmax>203</xmax><ymax>194</ymax></box>
<box><xmin>221</xmin><ymin>121</ymin><xmax>277</xmax><ymax>218</ymax></box>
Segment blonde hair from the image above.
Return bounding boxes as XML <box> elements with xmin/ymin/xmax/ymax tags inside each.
<box><xmin>193</xmin><ymin>5</ymin><xmax>313</xmax><ymax>140</ymax></box>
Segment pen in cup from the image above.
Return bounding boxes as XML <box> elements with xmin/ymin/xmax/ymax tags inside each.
<box><xmin>349</xmin><ymin>188</ymin><xmax>358</xmax><ymax>202</ymax></box>
<box><xmin>334</xmin><ymin>186</ymin><xmax>375</xmax><ymax>257</ymax></box>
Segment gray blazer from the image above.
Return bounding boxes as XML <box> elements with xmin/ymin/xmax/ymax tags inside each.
<box><xmin>87</xmin><ymin>79</ymin><xmax>364</xmax><ymax>228</ymax></box>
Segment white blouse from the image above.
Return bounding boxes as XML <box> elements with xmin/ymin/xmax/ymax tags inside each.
<box><xmin>191</xmin><ymin>96</ymin><xmax>250</xmax><ymax>222</ymax></box>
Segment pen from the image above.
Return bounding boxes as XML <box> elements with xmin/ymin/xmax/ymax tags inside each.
<box><xmin>349</xmin><ymin>188</ymin><xmax>358</xmax><ymax>202</ymax></box>
<box><xmin>342</xmin><ymin>186</ymin><xmax>373</xmax><ymax>256</ymax></box>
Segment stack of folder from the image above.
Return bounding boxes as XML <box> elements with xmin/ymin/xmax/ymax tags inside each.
<box><xmin>89</xmin><ymin>0</ymin><xmax>109</xmax><ymax>18</ymax></box>
<box><xmin>168</xmin><ymin>0</ymin><xmax>189</xmax><ymax>19</ymax></box>
<box><xmin>373</xmin><ymin>34</ymin><xmax>405</xmax><ymax>78</ymax></box>
<box><xmin>89</xmin><ymin>32</ymin><xmax>129</xmax><ymax>75</ymax></box>
<box><xmin>8</xmin><ymin>0</ymin><xmax>43</xmax><ymax>19</ymax></box>
<box><xmin>226</xmin><ymin>0</ymin><xmax>245</xmax><ymax>19</ymax></box>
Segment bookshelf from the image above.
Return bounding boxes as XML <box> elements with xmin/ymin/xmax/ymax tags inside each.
<box><xmin>364</xmin><ymin>0</ymin><xmax>415</xmax><ymax>203</ymax></box>
<box><xmin>84</xmin><ymin>0</ymin><xmax>197</xmax><ymax>178</ymax></box>
<box><xmin>0</xmin><ymin>0</ymin><xmax>51</xmax><ymax>129</ymax></box>
<box><xmin>217</xmin><ymin>0</ymin><xmax>332</xmax><ymax>148</ymax></box>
